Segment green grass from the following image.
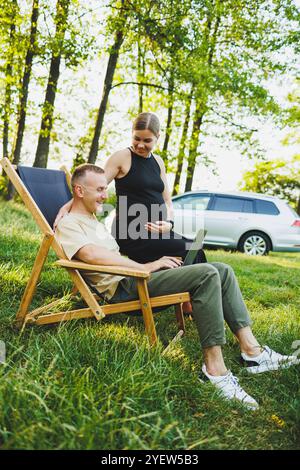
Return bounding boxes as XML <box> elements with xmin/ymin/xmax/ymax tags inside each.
<box><xmin>0</xmin><ymin>199</ymin><xmax>299</xmax><ymax>450</ymax></box>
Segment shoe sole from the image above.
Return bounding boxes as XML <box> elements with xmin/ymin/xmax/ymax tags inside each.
<box><xmin>245</xmin><ymin>358</ymin><xmax>300</xmax><ymax>374</ymax></box>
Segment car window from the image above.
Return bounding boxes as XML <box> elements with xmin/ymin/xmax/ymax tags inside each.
<box><xmin>212</xmin><ymin>196</ymin><xmax>248</xmax><ymax>213</ymax></box>
<box><xmin>286</xmin><ymin>203</ymin><xmax>299</xmax><ymax>217</ymax></box>
<box><xmin>255</xmin><ymin>199</ymin><xmax>279</xmax><ymax>215</ymax></box>
<box><xmin>173</xmin><ymin>195</ymin><xmax>210</xmax><ymax>210</ymax></box>
<box><xmin>243</xmin><ymin>199</ymin><xmax>254</xmax><ymax>213</ymax></box>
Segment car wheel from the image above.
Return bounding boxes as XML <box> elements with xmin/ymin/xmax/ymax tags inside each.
<box><xmin>238</xmin><ymin>231</ymin><xmax>271</xmax><ymax>256</ymax></box>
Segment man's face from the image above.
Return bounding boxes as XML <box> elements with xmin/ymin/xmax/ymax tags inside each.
<box><xmin>131</xmin><ymin>129</ymin><xmax>158</xmax><ymax>157</ymax></box>
<box><xmin>75</xmin><ymin>172</ymin><xmax>108</xmax><ymax>214</ymax></box>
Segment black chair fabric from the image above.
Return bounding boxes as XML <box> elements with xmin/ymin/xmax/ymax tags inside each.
<box><xmin>18</xmin><ymin>165</ymin><xmax>72</xmax><ymax>229</ymax></box>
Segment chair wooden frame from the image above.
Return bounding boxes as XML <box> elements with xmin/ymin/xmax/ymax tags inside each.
<box><xmin>1</xmin><ymin>157</ymin><xmax>191</xmax><ymax>345</ymax></box>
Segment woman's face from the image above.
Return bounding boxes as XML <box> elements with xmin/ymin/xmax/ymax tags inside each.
<box><xmin>131</xmin><ymin>129</ymin><xmax>158</xmax><ymax>157</ymax></box>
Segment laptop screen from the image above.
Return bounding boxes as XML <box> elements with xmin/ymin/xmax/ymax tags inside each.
<box><xmin>183</xmin><ymin>229</ymin><xmax>207</xmax><ymax>266</ymax></box>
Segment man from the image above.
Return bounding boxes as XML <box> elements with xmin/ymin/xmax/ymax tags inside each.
<box><xmin>55</xmin><ymin>164</ymin><xmax>299</xmax><ymax>410</ymax></box>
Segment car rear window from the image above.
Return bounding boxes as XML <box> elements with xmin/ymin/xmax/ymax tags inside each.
<box><xmin>255</xmin><ymin>199</ymin><xmax>279</xmax><ymax>215</ymax></box>
<box><xmin>212</xmin><ymin>196</ymin><xmax>254</xmax><ymax>213</ymax></box>
<box><xmin>286</xmin><ymin>203</ymin><xmax>299</xmax><ymax>217</ymax></box>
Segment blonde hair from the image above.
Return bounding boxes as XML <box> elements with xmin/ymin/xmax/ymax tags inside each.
<box><xmin>132</xmin><ymin>112</ymin><xmax>160</xmax><ymax>138</ymax></box>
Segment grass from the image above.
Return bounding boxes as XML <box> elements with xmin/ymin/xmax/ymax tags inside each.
<box><xmin>0</xmin><ymin>199</ymin><xmax>299</xmax><ymax>450</ymax></box>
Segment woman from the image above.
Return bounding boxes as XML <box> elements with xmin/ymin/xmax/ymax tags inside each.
<box><xmin>54</xmin><ymin>112</ymin><xmax>207</xmax><ymax>265</ymax></box>
<box><xmin>105</xmin><ymin>112</ymin><xmax>207</xmax><ymax>264</ymax></box>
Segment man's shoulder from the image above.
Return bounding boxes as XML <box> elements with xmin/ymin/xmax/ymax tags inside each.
<box><xmin>57</xmin><ymin>213</ymin><xmax>77</xmax><ymax>229</ymax></box>
<box><xmin>57</xmin><ymin>213</ymin><xmax>95</xmax><ymax>231</ymax></box>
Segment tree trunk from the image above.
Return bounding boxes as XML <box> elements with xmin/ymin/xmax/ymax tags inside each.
<box><xmin>33</xmin><ymin>0</ymin><xmax>70</xmax><ymax>168</ymax></box>
<box><xmin>172</xmin><ymin>91</ymin><xmax>193</xmax><ymax>196</ymax></box>
<box><xmin>161</xmin><ymin>74</ymin><xmax>174</xmax><ymax>170</ymax></box>
<box><xmin>3</xmin><ymin>62</ymin><xmax>13</xmax><ymax>160</ymax></box>
<box><xmin>6</xmin><ymin>0</ymin><xmax>39</xmax><ymax>199</ymax></box>
<box><xmin>12</xmin><ymin>0</ymin><xmax>39</xmax><ymax>166</ymax></box>
<box><xmin>184</xmin><ymin>102</ymin><xmax>205</xmax><ymax>192</ymax></box>
<box><xmin>88</xmin><ymin>29</ymin><xmax>126</xmax><ymax>164</ymax></box>
<box><xmin>297</xmin><ymin>193</ymin><xmax>300</xmax><ymax>216</ymax></box>
<box><xmin>137</xmin><ymin>41</ymin><xmax>145</xmax><ymax>113</ymax></box>
<box><xmin>2</xmin><ymin>1</ymin><xmax>17</xmax><ymax>160</ymax></box>
<box><xmin>183</xmin><ymin>13</ymin><xmax>220</xmax><ymax>192</ymax></box>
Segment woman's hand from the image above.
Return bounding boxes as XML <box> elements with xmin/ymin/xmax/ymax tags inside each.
<box><xmin>145</xmin><ymin>220</ymin><xmax>173</xmax><ymax>234</ymax></box>
<box><xmin>53</xmin><ymin>199</ymin><xmax>73</xmax><ymax>230</ymax></box>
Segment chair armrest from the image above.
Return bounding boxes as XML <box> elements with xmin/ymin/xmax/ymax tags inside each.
<box><xmin>55</xmin><ymin>259</ymin><xmax>150</xmax><ymax>279</ymax></box>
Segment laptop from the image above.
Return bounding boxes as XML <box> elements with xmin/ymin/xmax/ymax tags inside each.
<box><xmin>182</xmin><ymin>228</ymin><xmax>207</xmax><ymax>266</ymax></box>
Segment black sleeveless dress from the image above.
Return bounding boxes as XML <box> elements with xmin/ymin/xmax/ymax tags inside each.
<box><xmin>113</xmin><ymin>148</ymin><xmax>207</xmax><ymax>264</ymax></box>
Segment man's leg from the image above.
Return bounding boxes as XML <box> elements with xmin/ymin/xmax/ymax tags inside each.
<box><xmin>111</xmin><ymin>264</ymin><xmax>259</xmax><ymax>409</ymax></box>
<box><xmin>207</xmin><ymin>262</ymin><xmax>261</xmax><ymax>354</ymax></box>
<box><xmin>208</xmin><ymin>262</ymin><xmax>252</xmax><ymax>334</ymax></box>
<box><xmin>113</xmin><ymin>264</ymin><xmax>236</xmax><ymax>372</ymax></box>
<box><xmin>112</xmin><ymin>265</ymin><xmax>229</xmax><ymax>374</ymax></box>
<box><xmin>208</xmin><ymin>262</ymin><xmax>300</xmax><ymax>373</ymax></box>
<box><xmin>113</xmin><ymin>263</ymin><xmax>248</xmax><ymax>350</ymax></box>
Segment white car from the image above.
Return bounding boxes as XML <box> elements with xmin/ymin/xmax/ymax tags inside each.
<box><xmin>172</xmin><ymin>190</ymin><xmax>300</xmax><ymax>255</ymax></box>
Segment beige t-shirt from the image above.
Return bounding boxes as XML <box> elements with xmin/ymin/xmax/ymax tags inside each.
<box><xmin>56</xmin><ymin>212</ymin><xmax>124</xmax><ymax>300</ymax></box>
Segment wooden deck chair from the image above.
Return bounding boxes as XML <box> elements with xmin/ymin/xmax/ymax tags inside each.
<box><xmin>1</xmin><ymin>157</ymin><xmax>190</xmax><ymax>346</ymax></box>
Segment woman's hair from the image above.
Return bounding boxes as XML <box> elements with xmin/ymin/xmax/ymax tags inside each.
<box><xmin>132</xmin><ymin>112</ymin><xmax>160</xmax><ymax>138</ymax></box>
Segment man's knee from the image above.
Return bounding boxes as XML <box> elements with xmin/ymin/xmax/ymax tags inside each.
<box><xmin>211</xmin><ymin>262</ymin><xmax>235</xmax><ymax>279</ymax></box>
<box><xmin>192</xmin><ymin>263</ymin><xmax>220</xmax><ymax>279</ymax></box>
<box><xmin>182</xmin><ymin>263</ymin><xmax>220</xmax><ymax>282</ymax></box>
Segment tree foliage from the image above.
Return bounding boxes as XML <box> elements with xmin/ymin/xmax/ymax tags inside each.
<box><xmin>239</xmin><ymin>156</ymin><xmax>300</xmax><ymax>214</ymax></box>
<box><xmin>0</xmin><ymin>0</ymin><xmax>299</xmax><ymax>196</ymax></box>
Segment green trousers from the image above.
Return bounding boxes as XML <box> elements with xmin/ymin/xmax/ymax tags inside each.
<box><xmin>111</xmin><ymin>262</ymin><xmax>252</xmax><ymax>348</ymax></box>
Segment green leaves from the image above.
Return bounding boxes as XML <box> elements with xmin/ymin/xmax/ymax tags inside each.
<box><xmin>240</xmin><ymin>156</ymin><xmax>300</xmax><ymax>213</ymax></box>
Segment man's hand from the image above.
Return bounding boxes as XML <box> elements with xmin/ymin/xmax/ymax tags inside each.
<box><xmin>145</xmin><ymin>256</ymin><xmax>183</xmax><ymax>273</ymax></box>
<box><xmin>145</xmin><ymin>220</ymin><xmax>172</xmax><ymax>234</ymax></box>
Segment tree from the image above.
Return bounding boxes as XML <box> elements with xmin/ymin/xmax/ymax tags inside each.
<box><xmin>87</xmin><ymin>0</ymin><xmax>130</xmax><ymax>164</ymax></box>
<box><xmin>172</xmin><ymin>89</ymin><xmax>193</xmax><ymax>195</ymax></box>
<box><xmin>6</xmin><ymin>0</ymin><xmax>39</xmax><ymax>200</ymax></box>
<box><xmin>33</xmin><ymin>0</ymin><xmax>70</xmax><ymax>168</ymax></box>
<box><xmin>135</xmin><ymin>0</ymin><xmax>192</xmax><ymax>169</ymax></box>
<box><xmin>87</xmin><ymin>0</ymin><xmax>192</xmax><ymax>164</ymax></box>
<box><xmin>239</xmin><ymin>156</ymin><xmax>300</xmax><ymax>214</ymax></box>
<box><xmin>180</xmin><ymin>0</ymin><xmax>300</xmax><ymax>192</ymax></box>
<box><xmin>137</xmin><ymin>40</ymin><xmax>146</xmax><ymax>113</ymax></box>
<box><xmin>1</xmin><ymin>0</ymin><xmax>18</xmax><ymax>160</ymax></box>
<box><xmin>12</xmin><ymin>0</ymin><xmax>39</xmax><ymax>167</ymax></box>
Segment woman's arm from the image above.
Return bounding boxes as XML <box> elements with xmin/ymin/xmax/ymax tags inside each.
<box><xmin>104</xmin><ymin>149</ymin><xmax>130</xmax><ymax>183</ymax></box>
<box><xmin>155</xmin><ymin>154</ymin><xmax>174</xmax><ymax>220</ymax></box>
<box><xmin>145</xmin><ymin>155</ymin><xmax>174</xmax><ymax>234</ymax></box>
<box><xmin>53</xmin><ymin>198</ymin><xmax>73</xmax><ymax>230</ymax></box>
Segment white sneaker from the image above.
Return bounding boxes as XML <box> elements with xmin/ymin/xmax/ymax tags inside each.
<box><xmin>200</xmin><ymin>364</ymin><xmax>259</xmax><ymax>410</ymax></box>
<box><xmin>241</xmin><ymin>345</ymin><xmax>300</xmax><ymax>374</ymax></box>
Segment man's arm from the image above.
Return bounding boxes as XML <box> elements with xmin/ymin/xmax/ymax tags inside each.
<box><xmin>76</xmin><ymin>244</ymin><xmax>182</xmax><ymax>273</ymax></box>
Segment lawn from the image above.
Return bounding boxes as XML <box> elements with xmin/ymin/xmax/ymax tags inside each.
<box><xmin>0</xmin><ymin>199</ymin><xmax>299</xmax><ymax>450</ymax></box>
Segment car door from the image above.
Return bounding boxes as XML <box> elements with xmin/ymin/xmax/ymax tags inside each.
<box><xmin>172</xmin><ymin>194</ymin><xmax>211</xmax><ymax>239</ymax></box>
<box><xmin>204</xmin><ymin>195</ymin><xmax>254</xmax><ymax>247</ymax></box>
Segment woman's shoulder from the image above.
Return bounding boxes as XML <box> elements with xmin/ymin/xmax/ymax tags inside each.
<box><xmin>105</xmin><ymin>147</ymin><xmax>131</xmax><ymax>171</ymax></box>
<box><xmin>105</xmin><ymin>148</ymin><xmax>132</xmax><ymax>180</ymax></box>
<box><xmin>109</xmin><ymin>147</ymin><xmax>131</xmax><ymax>162</ymax></box>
